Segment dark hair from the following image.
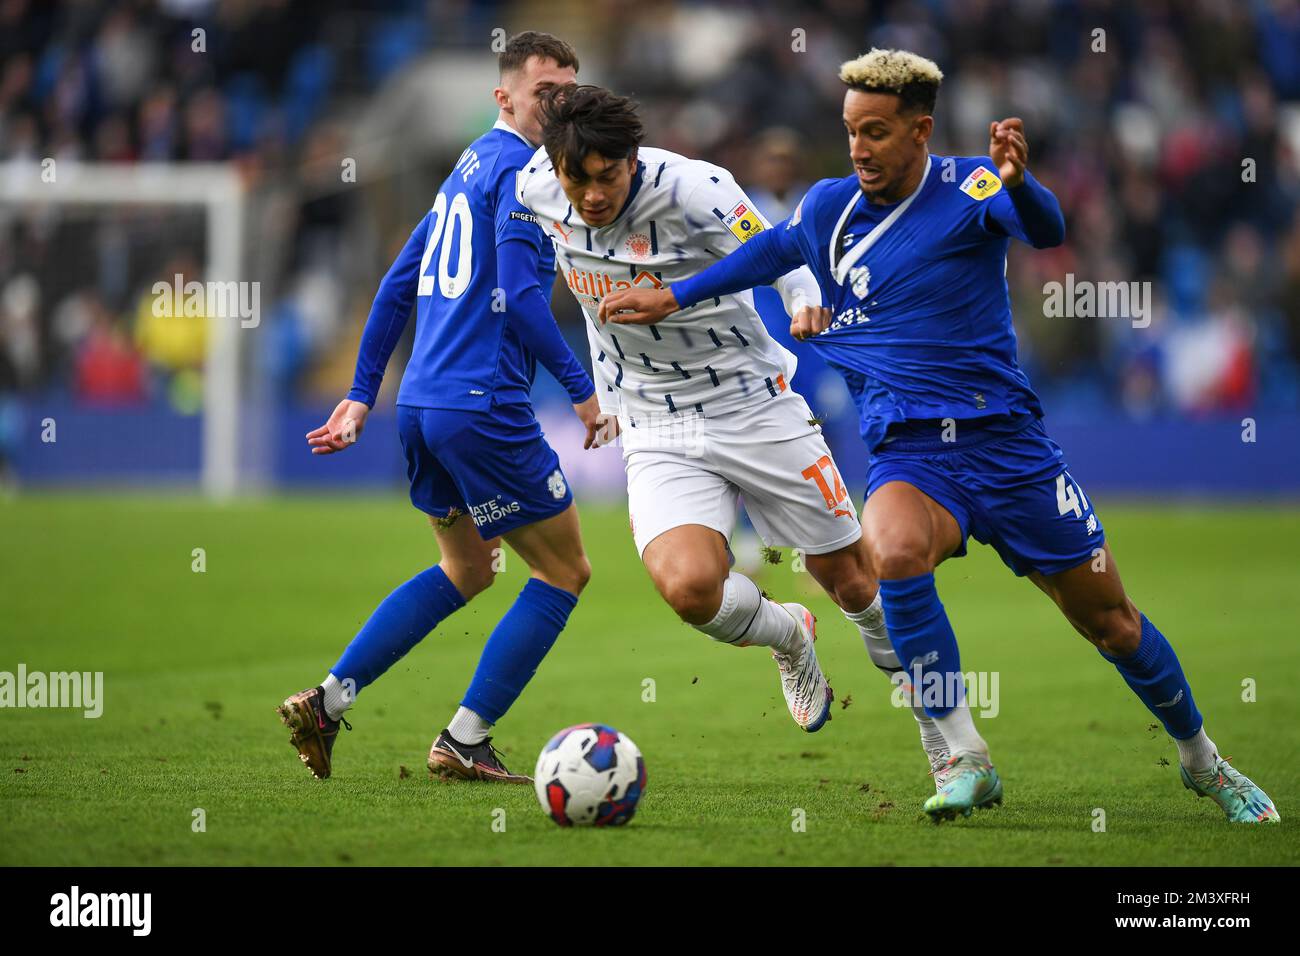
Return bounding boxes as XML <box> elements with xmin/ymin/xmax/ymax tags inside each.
<box><xmin>843</xmin><ymin>77</ymin><xmax>939</xmax><ymax>116</ymax></box>
<box><xmin>498</xmin><ymin>31</ymin><xmax>579</xmax><ymax>76</ymax></box>
<box><xmin>538</xmin><ymin>84</ymin><xmax>644</xmax><ymax>178</ymax></box>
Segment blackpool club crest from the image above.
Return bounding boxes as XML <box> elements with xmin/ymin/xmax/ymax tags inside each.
<box><xmin>625</xmin><ymin>233</ymin><xmax>651</xmax><ymax>260</ymax></box>
<box><xmin>849</xmin><ymin>264</ymin><xmax>871</xmax><ymax>300</ymax></box>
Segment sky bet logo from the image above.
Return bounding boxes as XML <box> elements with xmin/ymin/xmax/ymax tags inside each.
<box><xmin>50</xmin><ymin>886</ymin><xmax>151</xmax><ymax>936</ymax></box>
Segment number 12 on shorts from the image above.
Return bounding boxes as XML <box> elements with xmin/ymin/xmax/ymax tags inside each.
<box><xmin>802</xmin><ymin>455</ymin><xmax>854</xmax><ymax>517</ymax></box>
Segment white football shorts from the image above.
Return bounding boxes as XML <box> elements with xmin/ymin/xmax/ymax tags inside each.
<box><xmin>618</xmin><ymin>390</ymin><xmax>862</xmax><ymax>557</ymax></box>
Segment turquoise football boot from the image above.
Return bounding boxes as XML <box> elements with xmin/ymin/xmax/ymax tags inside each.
<box><xmin>923</xmin><ymin>753</ymin><xmax>1002</xmax><ymax>822</ymax></box>
<box><xmin>1180</xmin><ymin>756</ymin><xmax>1280</xmax><ymax>823</ymax></box>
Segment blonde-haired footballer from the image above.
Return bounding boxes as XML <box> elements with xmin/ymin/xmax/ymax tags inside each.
<box><xmin>517</xmin><ymin>83</ymin><xmax>952</xmax><ymax>767</ymax></box>
<box><xmin>602</xmin><ymin>49</ymin><xmax>1279</xmax><ymax>824</ymax></box>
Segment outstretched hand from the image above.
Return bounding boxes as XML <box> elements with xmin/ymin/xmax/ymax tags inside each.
<box><xmin>597</xmin><ymin>287</ymin><xmax>680</xmax><ymax>326</ymax></box>
<box><xmin>989</xmin><ymin>117</ymin><xmax>1028</xmax><ymax>188</ymax></box>
<box><xmin>573</xmin><ymin>393</ymin><xmax>618</xmax><ymax>450</ymax></box>
<box><xmin>307</xmin><ymin>399</ymin><xmax>370</xmax><ymax>455</ymax></box>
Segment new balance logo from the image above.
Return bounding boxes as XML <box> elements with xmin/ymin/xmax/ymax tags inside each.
<box><xmin>1155</xmin><ymin>689</ymin><xmax>1184</xmax><ymax>708</ymax></box>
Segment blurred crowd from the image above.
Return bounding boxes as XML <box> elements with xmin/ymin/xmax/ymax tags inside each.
<box><xmin>1</xmin><ymin>0</ymin><xmax>1299</xmax><ymax>427</ymax></box>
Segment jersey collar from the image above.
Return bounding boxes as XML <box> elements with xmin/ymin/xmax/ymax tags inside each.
<box><xmin>492</xmin><ymin>118</ymin><xmax>532</xmax><ymax>147</ymax></box>
<box><xmin>830</xmin><ymin>154</ymin><xmax>932</xmax><ymax>285</ymax></box>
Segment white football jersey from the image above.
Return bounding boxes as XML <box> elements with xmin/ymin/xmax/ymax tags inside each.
<box><xmin>516</xmin><ymin>146</ymin><xmax>821</xmax><ymax>421</ymax></box>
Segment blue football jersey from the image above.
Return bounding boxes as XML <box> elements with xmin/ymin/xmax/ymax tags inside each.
<box><xmin>781</xmin><ymin>155</ymin><xmax>1053</xmax><ymax>450</ymax></box>
<box><xmin>350</xmin><ymin>121</ymin><xmax>559</xmax><ymax>411</ymax></box>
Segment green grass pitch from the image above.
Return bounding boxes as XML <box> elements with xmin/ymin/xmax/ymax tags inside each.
<box><xmin>1</xmin><ymin>493</ymin><xmax>1297</xmax><ymax>866</ymax></box>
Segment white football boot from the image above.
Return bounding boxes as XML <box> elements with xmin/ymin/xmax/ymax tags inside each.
<box><xmin>773</xmin><ymin>603</ymin><xmax>833</xmax><ymax>732</ymax></box>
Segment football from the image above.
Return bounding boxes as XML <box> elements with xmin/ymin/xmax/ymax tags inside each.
<box><xmin>534</xmin><ymin>724</ymin><xmax>647</xmax><ymax>827</ymax></box>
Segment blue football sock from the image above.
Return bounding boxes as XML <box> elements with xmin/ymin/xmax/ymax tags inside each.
<box><xmin>1100</xmin><ymin>614</ymin><xmax>1203</xmax><ymax>740</ymax></box>
<box><xmin>331</xmin><ymin>565</ymin><xmax>466</xmax><ymax>693</ymax></box>
<box><xmin>461</xmin><ymin>577</ymin><xmax>578</xmax><ymax>724</ymax></box>
<box><xmin>878</xmin><ymin>573</ymin><xmax>964</xmax><ymax>719</ymax></box>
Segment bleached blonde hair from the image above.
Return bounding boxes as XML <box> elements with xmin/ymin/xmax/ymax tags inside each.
<box><xmin>839</xmin><ymin>48</ymin><xmax>943</xmax><ymax>113</ymax></box>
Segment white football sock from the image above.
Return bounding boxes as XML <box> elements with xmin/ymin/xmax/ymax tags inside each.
<box><xmin>447</xmin><ymin>706</ymin><xmax>492</xmax><ymax>746</ymax></box>
<box><xmin>845</xmin><ymin>596</ymin><xmax>989</xmax><ymax>760</ymax></box>
<box><xmin>694</xmin><ymin>571</ymin><xmax>799</xmax><ymax>654</ymax></box>
<box><xmin>844</xmin><ymin>592</ymin><xmax>889</xmax><ymax>643</ymax></box>
<box><xmin>320</xmin><ymin>673</ymin><xmax>352</xmax><ymax>721</ymax></box>
<box><xmin>1175</xmin><ymin>728</ymin><xmax>1217</xmax><ymax>774</ymax></box>
<box><xmin>933</xmin><ymin>703</ymin><xmax>989</xmax><ymax>761</ymax></box>
<box><xmin>917</xmin><ymin>716</ymin><xmax>949</xmax><ymax>754</ymax></box>
<box><xmin>845</xmin><ymin>596</ymin><xmax>946</xmax><ymax>753</ymax></box>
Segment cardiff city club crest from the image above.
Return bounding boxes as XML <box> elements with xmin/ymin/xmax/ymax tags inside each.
<box><xmin>547</xmin><ymin>469</ymin><xmax>568</xmax><ymax>500</ymax></box>
<box><xmin>849</xmin><ymin>264</ymin><xmax>871</xmax><ymax>300</ymax></box>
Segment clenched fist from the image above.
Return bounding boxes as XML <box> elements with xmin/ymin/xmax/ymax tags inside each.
<box><xmin>791</xmin><ymin>305</ymin><xmax>833</xmax><ymax>341</ymax></box>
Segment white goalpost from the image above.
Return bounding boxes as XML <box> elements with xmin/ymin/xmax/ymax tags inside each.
<box><xmin>0</xmin><ymin>161</ymin><xmax>247</xmax><ymax>498</ymax></box>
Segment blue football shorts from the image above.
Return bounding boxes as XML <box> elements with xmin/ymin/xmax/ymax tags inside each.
<box><xmin>397</xmin><ymin>403</ymin><xmax>573</xmax><ymax>539</ymax></box>
<box><xmin>866</xmin><ymin>416</ymin><xmax>1105</xmax><ymax>577</ymax></box>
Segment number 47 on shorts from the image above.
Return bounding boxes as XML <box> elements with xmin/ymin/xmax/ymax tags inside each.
<box><xmin>1055</xmin><ymin>471</ymin><xmax>1089</xmax><ymax>518</ymax></box>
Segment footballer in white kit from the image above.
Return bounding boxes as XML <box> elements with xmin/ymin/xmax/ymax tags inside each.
<box><xmin>519</xmin><ymin>140</ymin><xmax>859</xmax><ymax>562</ymax></box>
<box><xmin>515</xmin><ymin>85</ymin><xmax>953</xmax><ymax>773</ymax></box>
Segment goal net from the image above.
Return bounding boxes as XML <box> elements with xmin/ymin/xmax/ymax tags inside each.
<box><xmin>0</xmin><ymin>162</ymin><xmax>248</xmax><ymax>497</ymax></box>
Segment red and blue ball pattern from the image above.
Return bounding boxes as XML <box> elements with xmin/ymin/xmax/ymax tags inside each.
<box><xmin>536</xmin><ymin>723</ymin><xmax>647</xmax><ymax>827</ymax></box>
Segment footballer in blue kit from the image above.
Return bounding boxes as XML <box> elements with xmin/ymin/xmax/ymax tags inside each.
<box><xmin>601</xmin><ymin>48</ymin><xmax>1278</xmax><ymax>824</ymax></box>
<box><xmin>279</xmin><ymin>33</ymin><xmax>604</xmax><ymax>784</ymax></box>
